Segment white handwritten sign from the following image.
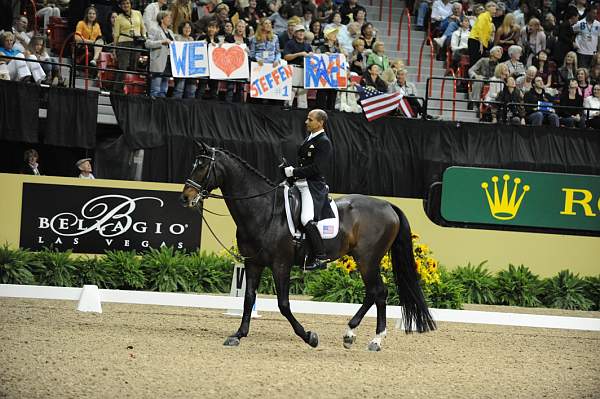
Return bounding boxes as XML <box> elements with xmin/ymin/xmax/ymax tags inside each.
<box><xmin>169</xmin><ymin>41</ymin><xmax>209</xmax><ymax>78</ymax></box>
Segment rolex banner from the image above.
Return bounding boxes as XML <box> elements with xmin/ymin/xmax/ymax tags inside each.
<box><xmin>441</xmin><ymin>167</ymin><xmax>600</xmax><ymax>233</ymax></box>
<box><xmin>19</xmin><ymin>183</ymin><xmax>202</xmax><ymax>253</ymax></box>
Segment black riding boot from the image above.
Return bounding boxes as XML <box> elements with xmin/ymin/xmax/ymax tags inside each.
<box><xmin>304</xmin><ymin>221</ymin><xmax>328</xmax><ymax>271</ymax></box>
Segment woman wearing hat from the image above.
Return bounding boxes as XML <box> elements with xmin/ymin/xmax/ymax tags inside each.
<box><xmin>316</xmin><ymin>25</ymin><xmax>344</xmax><ymax>110</ymax></box>
<box><xmin>76</xmin><ymin>158</ymin><xmax>95</xmax><ymax>179</ymax></box>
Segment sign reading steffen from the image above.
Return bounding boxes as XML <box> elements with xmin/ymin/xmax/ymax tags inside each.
<box><xmin>441</xmin><ymin>167</ymin><xmax>600</xmax><ymax>233</ymax></box>
<box><xmin>20</xmin><ymin>183</ymin><xmax>201</xmax><ymax>253</ymax></box>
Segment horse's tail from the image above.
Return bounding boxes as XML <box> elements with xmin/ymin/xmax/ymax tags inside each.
<box><xmin>389</xmin><ymin>204</ymin><xmax>436</xmax><ymax>334</ymax></box>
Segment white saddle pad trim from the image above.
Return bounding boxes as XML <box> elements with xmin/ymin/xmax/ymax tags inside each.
<box><xmin>283</xmin><ymin>184</ymin><xmax>339</xmax><ymax>239</ymax></box>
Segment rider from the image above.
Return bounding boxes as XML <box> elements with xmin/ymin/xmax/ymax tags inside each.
<box><xmin>283</xmin><ymin>109</ymin><xmax>333</xmax><ymax>270</ymax></box>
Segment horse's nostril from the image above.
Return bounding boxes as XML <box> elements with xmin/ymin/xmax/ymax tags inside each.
<box><xmin>179</xmin><ymin>195</ymin><xmax>188</xmax><ymax>205</ymax></box>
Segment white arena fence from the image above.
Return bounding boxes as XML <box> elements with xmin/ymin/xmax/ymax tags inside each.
<box><xmin>1</xmin><ymin>284</ymin><xmax>599</xmax><ymax>332</ymax></box>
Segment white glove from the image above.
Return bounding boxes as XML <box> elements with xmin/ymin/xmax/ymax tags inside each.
<box><xmin>284</xmin><ymin>166</ymin><xmax>294</xmax><ymax>177</ymax></box>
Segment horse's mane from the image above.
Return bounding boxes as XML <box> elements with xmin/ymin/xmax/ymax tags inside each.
<box><xmin>218</xmin><ymin>148</ymin><xmax>276</xmax><ymax>187</ymax></box>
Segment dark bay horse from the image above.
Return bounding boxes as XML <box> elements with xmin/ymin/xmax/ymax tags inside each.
<box><xmin>180</xmin><ymin>142</ymin><xmax>436</xmax><ymax>351</ymax></box>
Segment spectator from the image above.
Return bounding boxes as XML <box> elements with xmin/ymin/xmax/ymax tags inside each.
<box><xmin>388</xmin><ymin>68</ymin><xmax>426</xmax><ymax>118</ymax></box>
<box><xmin>11</xmin><ymin>16</ymin><xmax>32</xmax><ymax>54</ymax></box>
<box><xmin>494</xmin><ymin>13</ymin><xmax>519</xmax><ymax>61</ymax></box>
<box><xmin>557</xmin><ymin>51</ymin><xmax>577</xmax><ymax>89</ymax></box>
<box><xmin>197</xmin><ymin>20</ymin><xmax>220</xmax><ymax>99</ymax></box>
<box><xmin>76</xmin><ymin>158</ymin><xmax>95</xmax><ymax>179</ymax></box>
<box><xmin>0</xmin><ymin>31</ymin><xmax>45</xmax><ymax>83</ymax></box>
<box><xmin>492</xmin><ymin>1</ymin><xmax>506</xmax><ymax>29</ymax></box>
<box><xmin>36</xmin><ymin>2</ymin><xmax>61</xmax><ymax>30</ymax></box>
<box><xmin>339</xmin><ymin>22</ymin><xmax>360</xmax><ymax>55</ymax></box>
<box><xmin>349</xmin><ymin>37</ymin><xmax>365</xmax><ymax>74</ymax></box>
<box><xmin>516</xmin><ymin>65</ymin><xmax>537</xmax><ymax>93</ymax></box>
<box><xmin>583</xmin><ymin>84</ymin><xmax>600</xmax><ymax>129</ymax></box>
<box><xmin>484</xmin><ymin>62</ymin><xmax>509</xmax><ymax>122</ymax></box>
<box><xmin>450</xmin><ymin>17</ymin><xmax>470</xmax><ymax>65</ymax></box>
<box><xmin>523</xmin><ymin>75</ymin><xmax>559</xmax><ymax>127</ymax></box>
<box><xmin>574</xmin><ymin>0</ymin><xmax>588</xmax><ymax>19</ymax></box>
<box><xmin>239</xmin><ymin>0</ymin><xmax>266</xmax><ymax>31</ymax></box>
<box><xmin>310</xmin><ymin>19</ymin><xmax>325</xmax><ymax>48</ymax></box>
<box><xmin>572</xmin><ymin>6</ymin><xmax>600</xmax><ymax>69</ymax></box>
<box><xmin>543</xmin><ymin>12</ymin><xmax>557</xmax><ymax>57</ymax></box>
<box><xmin>103</xmin><ymin>12</ymin><xmax>118</xmax><ymax>45</ymax></box>
<box><xmin>361</xmin><ymin>63</ymin><xmax>387</xmax><ymax>92</ymax></box>
<box><xmin>251</xmin><ymin>18</ymin><xmax>281</xmax><ymax>64</ymax></box>
<box><xmin>339</xmin><ymin>0</ymin><xmax>365</xmax><ymax>24</ymax></box>
<box><xmin>552</xmin><ymin>7</ymin><xmax>578</xmax><ymax>65</ymax></box>
<box><xmin>75</xmin><ymin>6</ymin><xmax>104</xmax><ymax>67</ymax></box>
<box><xmin>144</xmin><ymin>0</ymin><xmax>168</xmax><ymax>33</ymax></box>
<box><xmin>359</xmin><ymin>22</ymin><xmax>376</xmax><ymax>51</ymax></box>
<box><xmin>366</xmin><ymin>41</ymin><xmax>389</xmax><ymax>71</ymax></box>
<box><xmin>268</xmin><ymin>0</ymin><xmax>288</xmax><ymax>36</ymax></box>
<box><xmin>173</xmin><ymin>21</ymin><xmax>197</xmax><ymax>98</ymax></box>
<box><xmin>225</xmin><ymin>20</ymin><xmax>250</xmax><ymax>103</ymax></box>
<box><xmin>519</xmin><ymin>17</ymin><xmax>546</xmax><ymax>66</ymax></box>
<box><xmin>415</xmin><ymin>0</ymin><xmax>432</xmax><ymax>31</ymax></box>
<box><xmin>390</xmin><ymin>59</ymin><xmax>404</xmax><ymax>73</ymax></box>
<box><xmin>20</xmin><ymin>149</ymin><xmax>41</xmax><ymax>175</ymax></box>
<box><xmin>468</xmin><ymin>1</ymin><xmax>497</xmax><ymax>66</ymax></box>
<box><xmin>532</xmin><ymin>49</ymin><xmax>554</xmax><ymax>89</ymax></box>
<box><xmin>432</xmin><ymin>2</ymin><xmax>463</xmax><ymax>49</ymax></box>
<box><xmin>170</xmin><ymin>0</ymin><xmax>192</xmax><ymax>35</ymax></box>
<box><xmin>146</xmin><ymin>10</ymin><xmax>174</xmax><ymax>98</ymax></box>
<box><xmin>325</xmin><ymin>11</ymin><xmax>350</xmax><ymax>47</ymax></box>
<box><xmin>558</xmin><ymin>78</ymin><xmax>585</xmax><ymax>128</ymax></box>
<box><xmin>590</xmin><ymin>63</ymin><xmax>600</xmax><ymax>85</ymax></box>
<box><xmin>512</xmin><ymin>0</ymin><xmax>528</xmax><ymax>27</ymax></box>
<box><xmin>283</xmin><ymin>24</ymin><xmax>311</xmax><ymax>109</ymax></box>
<box><xmin>502</xmin><ymin>44</ymin><xmax>525</xmax><ymax>79</ymax></box>
<box><xmin>468</xmin><ymin>45</ymin><xmax>503</xmax><ymax>109</ymax></box>
<box><xmin>317</xmin><ymin>25</ymin><xmax>343</xmax><ymax>110</ymax></box>
<box><xmin>431</xmin><ymin>0</ymin><xmax>454</xmax><ymax>32</ymax></box>
<box><xmin>113</xmin><ymin>0</ymin><xmax>146</xmax><ymax>92</ymax></box>
<box><xmin>278</xmin><ymin>16</ymin><xmax>301</xmax><ymax>50</ymax></box>
<box><xmin>223</xmin><ymin>21</ymin><xmax>234</xmax><ymax>36</ymax></box>
<box><xmin>301</xmin><ymin>8</ymin><xmax>313</xmax><ymax>31</ymax></box>
<box><xmin>317</xmin><ymin>0</ymin><xmax>337</xmax><ymax>23</ymax></box>
<box><xmin>576</xmin><ymin>67</ymin><xmax>592</xmax><ymax>99</ymax></box>
<box><xmin>27</xmin><ymin>36</ymin><xmax>55</xmax><ymax>78</ymax></box>
<box><xmin>495</xmin><ymin>76</ymin><xmax>525</xmax><ymax>125</ymax></box>
<box><xmin>353</xmin><ymin>9</ymin><xmax>367</xmax><ymax>27</ymax></box>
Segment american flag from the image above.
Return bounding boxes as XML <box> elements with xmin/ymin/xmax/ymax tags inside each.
<box><xmin>357</xmin><ymin>85</ymin><xmax>402</xmax><ymax>121</ymax></box>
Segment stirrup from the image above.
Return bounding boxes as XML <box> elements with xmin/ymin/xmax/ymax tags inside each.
<box><xmin>303</xmin><ymin>255</ymin><xmax>328</xmax><ymax>271</ymax></box>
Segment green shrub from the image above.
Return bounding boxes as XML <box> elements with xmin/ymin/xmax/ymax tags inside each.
<box><xmin>495</xmin><ymin>264</ymin><xmax>543</xmax><ymax>307</ymax></box>
<box><xmin>186</xmin><ymin>251</ymin><xmax>233</xmax><ymax>293</ymax></box>
<box><xmin>142</xmin><ymin>246</ymin><xmax>191</xmax><ymax>292</ymax></box>
<box><xmin>35</xmin><ymin>247</ymin><xmax>77</xmax><ymax>287</ymax></box>
<box><xmin>306</xmin><ymin>267</ymin><xmax>365</xmax><ymax>303</ymax></box>
<box><xmin>423</xmin><ymin>278</ymin><xmax>464</xmax><ymax>309</ymax></box>
<box><xmin>0</xmin><ymin>243</ymin><xmax>39</xmax><ymax>285</ymax></box>
<box><xmin>258</xmin><ymin>268</ymin><xmax>277</xmax><ymax>295</ymax></box>
<box><xmin>103</xmin><ymin>250</ymin><xmax>145</xmax><ymax>290</ymax></box>
<box><xmin>75</xmin><ymin>256</ymin><xmax>117</xmax><ymax>288</ymax></box>
<box><xmin>451</xmin><ymin>261</ymin><xmax>496</xmax><ymax>304</ymax></box>
<box><xmin>541</xmin><ymin>270</ymin><xmax>593</xmax><ymax>310</ymax></box>
<box><xmin>582</xmin><ymin>275</ymin><xmax>600</xmax><ymax>311</ymax></box>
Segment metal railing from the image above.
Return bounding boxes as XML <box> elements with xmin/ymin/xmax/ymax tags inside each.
<box><xmin>418</xmin><ymin>36</ymin><xmax>434</xmax><ymax>95</ymax></box>
<box><xmin>0</xmin><ymin>54</ymin><xmax>74</xmax><ymax>86</ymax></box>
<box><xmin>397</xmin><ymin>8</ymin><xmax>411</xmax><ymax>66</ymax></box>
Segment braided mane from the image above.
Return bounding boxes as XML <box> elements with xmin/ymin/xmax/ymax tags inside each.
<box><xmin>218</xmin><ymin>148</ymin><xmax>276</xmax><ymax>187</ymax></box>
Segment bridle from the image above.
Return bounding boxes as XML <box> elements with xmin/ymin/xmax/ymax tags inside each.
<box><xmin>184</xmin><ymin>147</ymin><xmax>280</xmax><ymax>206</ymax></box>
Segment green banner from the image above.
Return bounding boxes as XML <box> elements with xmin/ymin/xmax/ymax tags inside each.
<box><xmin>441</xmin><ymin>167</ymin><xmax>600</xmax><ymax>233</ymax></box>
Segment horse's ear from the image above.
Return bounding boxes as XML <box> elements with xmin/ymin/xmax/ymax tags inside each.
<box><xmin>194</xmin><ymin>140</ymin><xmax>208</xmax><ymax>154</ymax></box>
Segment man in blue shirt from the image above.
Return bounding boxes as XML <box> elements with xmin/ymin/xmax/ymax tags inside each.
<box><xmin>283</xmin><ymin>24</ymin><xmax>312</xmax><ymax>109</ymax></box>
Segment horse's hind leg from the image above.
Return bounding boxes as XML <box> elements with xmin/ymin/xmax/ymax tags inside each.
<box><xmin>272</xmin><ymin>264</ymin><xmax>318</xmax><ymax>348</ymax></box>
<box><xmin>367</xmin><ymin>275</ymin><xmax>388</xmax><ymax>352</ymax></box>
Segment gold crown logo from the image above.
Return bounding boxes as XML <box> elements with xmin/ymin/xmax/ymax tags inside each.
<box><xmin>481</xmin><ymin>174</ymin><xmax>530</xmax><ymax>220</ymax></box>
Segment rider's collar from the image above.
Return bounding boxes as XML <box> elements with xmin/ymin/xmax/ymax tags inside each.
<box><xmin>307</xmin><ymin>129</ymin><xmax>324</xmax><ymax>141</ymax></box>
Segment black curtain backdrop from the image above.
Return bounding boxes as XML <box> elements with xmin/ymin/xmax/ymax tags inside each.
<box><xmin>46</xmin><ymin>87</ymin><xmax>98</xmax><ymax>149</ymax></box>
<box><xmin>110</xmin><ymin>95</ymin><xmax>600</xmax><ymax>198</ymax></box>
<box><xmin>0</xmin><ymin>80</ymin><xmax>40</xmax><ymax>143</ymax></box>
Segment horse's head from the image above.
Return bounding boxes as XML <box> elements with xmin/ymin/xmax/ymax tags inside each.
<box><xmin>180</xmin><ymin>141</ymin><xmax>218</xmax><ymax>208</ymax></box>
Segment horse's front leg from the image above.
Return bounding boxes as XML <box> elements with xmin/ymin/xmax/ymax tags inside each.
<box><xmin>272</xmin><ymin>264</ymin><xmax>318</xmax><ymax>348</ymax></box>
<box><xmin>223</xmin><ymin>263</ymin><xmax>264</xmax><ymax>347</ymax></box>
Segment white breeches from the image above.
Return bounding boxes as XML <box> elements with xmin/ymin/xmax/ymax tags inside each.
<box><xmin>296</xmin><ymin>179</ymin><xmax>314</xmax><ymax>226</ymax></box>
<box><xmin>0</xmin><ymin>53</ymin><xmax>46</xmax><ymax>83</ymax></box>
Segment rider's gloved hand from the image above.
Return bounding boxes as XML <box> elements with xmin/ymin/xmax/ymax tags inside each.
<box><xmin>284</xmin><ymin>166</ymin><xmax>294</xmax><ymax>178</ymax></box>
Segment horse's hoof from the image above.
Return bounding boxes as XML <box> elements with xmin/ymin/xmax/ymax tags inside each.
<box><xmin>307</xmin><ymin>331</ymin><xmax>319</xmax><ymax>348</ymax></box>
<box><xmin>223</xmin><ymin>336</ymin><xmax>240</xmax><ymax>347</ymax></box>
<box><xmin>343</xmin><ymin>335</ymin><xmax>356</xmax><ymax>349</ymax></box>
<box><xmin>367</xmin><ymin>342</ymin><xmax>381</xmax><ymax>352</ymax></box>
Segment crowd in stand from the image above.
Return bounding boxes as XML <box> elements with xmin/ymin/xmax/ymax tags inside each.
<box><xmin>1</xmin><ymin>0</ymin><xmax>600</xmax><ymax>128</ymax></box>
<box><xmin>421</xmin><ymin>0</ymin><xmax>600</xmax><ymax>128</ymax></box>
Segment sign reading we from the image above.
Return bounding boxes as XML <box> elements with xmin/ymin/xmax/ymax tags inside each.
<box><xmin>169</xmin><ymin>41</ymin><xmax>209</xmax><ymax>78</ymax></box>
<box><xmin>441</xmin><ymin>167</ymin><xmax>600</xmax><ymax>234</ymax></box>
<box><xmin>304</xmin><ymin>53</ymin><xmax>348</xmax><ymax>89</ymax></box>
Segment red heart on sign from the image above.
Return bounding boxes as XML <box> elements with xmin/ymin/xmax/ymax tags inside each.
<box><xmin>212</xmin><ymin>46</ymin><xmax>245</xmax><ymax>77</ymax></box>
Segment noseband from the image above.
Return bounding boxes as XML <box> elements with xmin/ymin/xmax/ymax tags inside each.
<box><xmin>185</xmin><ymin>147</ymin><xmax>216</xmax><ymax>206</ymax></box>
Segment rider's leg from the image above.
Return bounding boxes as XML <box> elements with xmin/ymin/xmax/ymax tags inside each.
<box><xmin>297</xmin><ymin>179</ymin><xmax>327</xmax><ymax>270</ymax></box>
